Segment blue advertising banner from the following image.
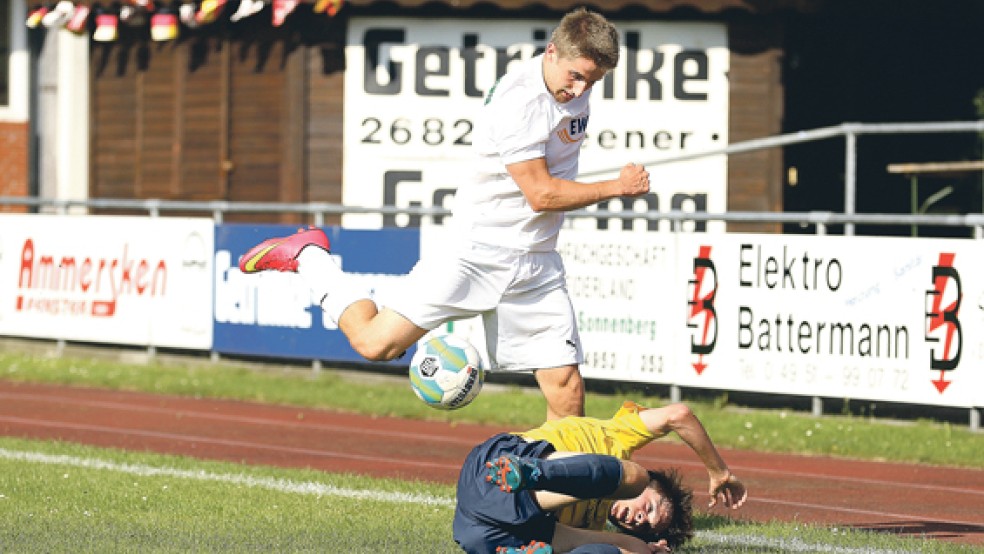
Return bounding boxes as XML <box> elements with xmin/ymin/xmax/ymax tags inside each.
<box><xmin>213</xmin><ymin>224</ymin><xmax>420</xmax><ymax>365</ymax></box>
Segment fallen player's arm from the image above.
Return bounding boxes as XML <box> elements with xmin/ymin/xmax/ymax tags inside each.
<box><xmin>638</xmin><ymin>403</ymin><xmax>748</xmax><ymax>509</ymax></box>
<box><xmin>551</xmin><ymin>523</ymin><xmax>670</xmax><ymax>553</ymax></box>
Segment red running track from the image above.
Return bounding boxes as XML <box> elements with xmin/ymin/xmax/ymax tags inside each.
<box><xmin>0</xmin><ymin>380</ymin><xmax>981</xmax><ymax>547</ymax></box>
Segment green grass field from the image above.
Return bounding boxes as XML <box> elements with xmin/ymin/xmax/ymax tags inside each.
<box><xmin>0</xmin><ymin>437</ymin><xmax>977</xmax><ymax>553</ymax></box>
<box><xmin>0</xmin><ymin>341</ymin><xmax>981</xmax><ymax>553</ymax></box>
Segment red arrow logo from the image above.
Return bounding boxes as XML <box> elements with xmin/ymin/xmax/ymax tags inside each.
<box><xmin>931</xmin><ymin>370</ymin><xmax>951</xmax><ymax>393</ymax></box>
<box><xmin>925</xmin><ymin>253</ymin><xmax>961</xmax><ymax>395</ymax></box>
<box><xmin>692</xmin><ymin>355</ymin><xmax>707</xmax><ymax>376</ymax></box>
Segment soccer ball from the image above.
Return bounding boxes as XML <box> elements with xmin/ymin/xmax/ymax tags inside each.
<box><xmin>409</xmin><ymin>334</ymin><xmax>485</xmax><ymax>410</ymax></box>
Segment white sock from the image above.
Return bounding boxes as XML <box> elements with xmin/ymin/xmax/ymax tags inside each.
<box><xmin>295</xmin><ymin>246</ymin><xmax>371</xmax><ymax>324</ymax></box>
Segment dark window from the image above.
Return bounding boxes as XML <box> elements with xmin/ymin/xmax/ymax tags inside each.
<box><xmin>0</xmin><ymin>2</ymin><xmax>10</xmax><ymax>106</ymax></box>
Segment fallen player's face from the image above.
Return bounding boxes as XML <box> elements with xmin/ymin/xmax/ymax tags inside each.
<box><xmin>609</xmin><ymin>487</ymin><xmax>673</xmax><ymax>536</ymax></box>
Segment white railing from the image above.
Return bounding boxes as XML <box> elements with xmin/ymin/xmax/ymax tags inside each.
<box><xmin>3</xmin><ymin>196</ymin><xmax>984</xmax><ymax>239</ymax></box>
<box><xmin>6</xmin><ymin>120</ymin><xmax>983</xmax><ymax>235</ymax></box>
<box><xmin>612</xmin><ymin>120</ymin><xmax>984</xmax><ymax>236</ymax></box>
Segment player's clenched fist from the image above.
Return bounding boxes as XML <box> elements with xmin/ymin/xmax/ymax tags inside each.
<box><xmin>619</xmin><ymin>163</ymin><xmax>650</xmax><ymax>196</ymax></box>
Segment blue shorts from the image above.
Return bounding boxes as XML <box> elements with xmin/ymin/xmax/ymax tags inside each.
<box><xmin>453</xmin><ymin>433</ymin><xmax>556</xmax><ymax>554</ymax></box>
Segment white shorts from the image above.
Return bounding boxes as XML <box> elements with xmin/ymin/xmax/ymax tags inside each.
<box><xmin>384</xmin><ymin>242</ymin><xmax>583</xmax><ymax>372</ymax></box>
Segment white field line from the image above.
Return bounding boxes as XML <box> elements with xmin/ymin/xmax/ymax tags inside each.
<box><xmin>0</xmin><ymin>447</ymin><xmax>454</xmax><ymax>507</ymax></box>
<box><xmin>695</xmin><ymin>531</ymin><xmax>918</xmax><ymax>554</ymax></box>
<box><xmin>0</xmin><ymin>447</ymin><xmax>912</xmax><ymax>554</ymax></box>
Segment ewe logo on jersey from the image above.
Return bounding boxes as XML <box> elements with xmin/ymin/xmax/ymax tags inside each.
<box><xmin>557</xmin><ymin>116</ymin><xmax>588</xmax><ymax>144</ymax></box>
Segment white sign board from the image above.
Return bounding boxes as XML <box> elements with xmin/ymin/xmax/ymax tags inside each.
<box><xmin>0</xmin><ymin>215</ymin><xmax>213</xmax><ymax>349</ymax></box>
<box><xmin>673</xmin><ymin>234</ymin><xmax>982</xmax><ymax>408</ymax></box>
<box><xmin>342</xmin><ymin>17</ymin><xmax>729</xmax><ymax>231</ymax></box>
<box><xmin>558</xmin><ymin>229</ymin><xmax>679</xmax><ymax>383</ymax></box>
<box><xmin>402</xmin><ymin>228</ymin><xmax>981</xmax><ymax>409</ymax></box>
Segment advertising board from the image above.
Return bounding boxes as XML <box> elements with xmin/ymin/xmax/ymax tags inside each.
<box><xmin>213</xmin><ymin>224</ymin><xmax>419</xmax><ymax>364</ymax></box>
<box><xmin>342</xmin><ymin>17</ymin><xmax>729</xmax><ymax>232</ymax></box>
<box><xmin>0</xmin><ymin>214</ymin><xmax>213</xmax><ymax>349</ymax></box>
<box><xmin>676</xmin><ymin>234</ymin><xmax>979</xmax><ymax>408</ymax></box>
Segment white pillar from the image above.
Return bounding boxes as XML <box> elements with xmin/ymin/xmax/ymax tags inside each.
<box><xmin>55</xmin><ymin>29</ymin><xmax>88</xmax><ymax>204</ymax></box>
<box><xmin>37</xmin><ymin>27</ymin><xmax>89</xmax><ymax>212</ymax></box>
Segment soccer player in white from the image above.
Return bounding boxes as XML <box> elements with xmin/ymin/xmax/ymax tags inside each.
<box><xmin>240</xmin><ymin>7</ymin><xmax>650</xmax><ymax>420</ymax></box>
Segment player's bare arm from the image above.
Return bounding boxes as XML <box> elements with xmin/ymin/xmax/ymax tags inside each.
<box><xmin>638</xmin><ymin>403</ymin><xmax>748</xmax><ymax>509</ymax></box>
<box><xmin>551</xmin><ymin>523</ymin><xmax>670</xmax><ymax>554</ymax></box>
<box><xmin>507</xmin><ymin>157</ymin><xmax>650</xmax><ymax>212</ymax></box>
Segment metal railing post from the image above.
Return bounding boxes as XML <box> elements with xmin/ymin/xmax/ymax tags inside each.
<box><xmin>844</xmin><ymin>125</ymin><xmax>858</xmax><ymax>236</ymax></box>
<box><xmin>212</xmin><ymin>201</ymin><xmax>225</xmax><ymax>224</ymax></box>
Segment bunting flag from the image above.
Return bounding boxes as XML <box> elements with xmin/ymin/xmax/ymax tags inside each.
<box><xmin>26</xmin><ymin>0</ymin><xmax>342</xmax><ymax>38</ymax></box>
<box><xmin>195</xmin><ymin>0</ymin><xmax>227</xmax><ymax>25</ymax></box>
<box><xmin>65</xmin><ymin>3</ymin><xmax>91</xmax><ymax>33</ymax></box>
<box><xmin>151</xmin><ymin>5</ymin><xmax>180</xmax><ymax>41</ymax></box>
<box><xmin>272</xmin><ymin>0</ymin><xmax>297</xmax><ymax>27</ymax></box>
<box><xmin>312</xmin><ymin>0</ymin><xmax>342</xmax><ymax>16</ymax></box>
<box><xmin>42</xmin><ymin>0</ymin><xmax>76</xmax><ymax>28</ymax></box>
<box><xmin>230</xmin><ymin>0</ymin><xmax>265</xmax><ymax>22</ymax></box>
<box><xmin>179</xmin><ymin>1</ymin><xmax>200</xmax><ymax>29</ymax></box>
<box><xmin>92</xmin><ymin>8</ymin><xmax>119</xmax><ymax>42</ymax></box>
<box><xmin>25</xmin><ymin>5</ymin><xmax>50</xmax><ymax>29</ymax></box>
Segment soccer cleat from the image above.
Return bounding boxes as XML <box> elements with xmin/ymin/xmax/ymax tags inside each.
<box><xmin>239</xmin><ymin>227</ymin><xmax>330</xmax><ymax>273</ymax></box>
<box><xmin>485</xmin><ymin>454</ymin><xmax>542</xmax><ymax>493</ymax></box>
<box><xmin>495</xmin><ymin>541</ymin><xmax>552</xmax><ymax>554</ymax></box>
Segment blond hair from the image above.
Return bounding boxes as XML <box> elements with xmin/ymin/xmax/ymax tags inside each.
<box><xmin>550</xmin><ymin>7</ymin><xmax>620</xmax><ymax>70</ymax></box>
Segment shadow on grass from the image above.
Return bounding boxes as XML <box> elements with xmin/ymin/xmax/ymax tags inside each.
<box><xmin>849</xmin><ymin>520</ymin><xmax>984</xmax><ymax>543</ymax></box>
<box><xmin>695</xmin><ymin>515</ymin><xmax>744</xmax><ymax>532</ymax></box>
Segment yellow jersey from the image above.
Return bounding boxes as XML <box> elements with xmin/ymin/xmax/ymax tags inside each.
<box><xmin>518</xmin><ymin>401</ymin><xmax>656</xmax><ymax>530</ymax></box>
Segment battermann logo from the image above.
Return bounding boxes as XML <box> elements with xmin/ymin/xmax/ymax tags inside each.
<box><xmin>687</xmin><ymin>245</ymin><xmax>717</xmax><ymax>375</ymax></box>
<box><xmin>15</xmin><ymin>238</ymin><xmax>167</xmax><ymax>317</ymax></box>
<box><xmin>924</xmin><ymin>252</ymin><xmax>961</xmax><ymax>393</ymax></box>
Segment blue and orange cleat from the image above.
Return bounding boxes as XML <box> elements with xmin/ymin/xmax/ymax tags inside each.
<box><xmin>485</xmin><ymin>454</ymin><xmax>542</xmax><ymax>493</ymax></box>
<box><xmin>239</xmin><ymin>227</ymin><xmax>330</xmax><ymax>273</ymax></box>
<box><xmin>495</xmin><ymin>541</ymin><xmax>552</xmax><ymax>554</ymax></box>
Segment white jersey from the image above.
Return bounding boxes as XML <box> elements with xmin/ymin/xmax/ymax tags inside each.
<box><xmin>451</xmin><ymin>54</ymin><xmax>592</xmax><ymax>252</ymax></box>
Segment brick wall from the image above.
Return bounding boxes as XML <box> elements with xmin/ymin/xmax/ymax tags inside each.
<box><xmin>0</xmin><ymin>121</ymin><xmax>29</xmax><ymax>213</ymax></box>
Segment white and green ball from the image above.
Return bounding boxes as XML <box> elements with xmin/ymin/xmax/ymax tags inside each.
<box><xmin>409</xmin><ymin>335</ymin><xmax>484</xmax><ymax>410</ymax></box>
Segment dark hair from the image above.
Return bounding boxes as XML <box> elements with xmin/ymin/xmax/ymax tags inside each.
<box><xmin>623</xmin><ymin>468</ymin><xmax>694</xmax><ymax>549</ymax></box>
